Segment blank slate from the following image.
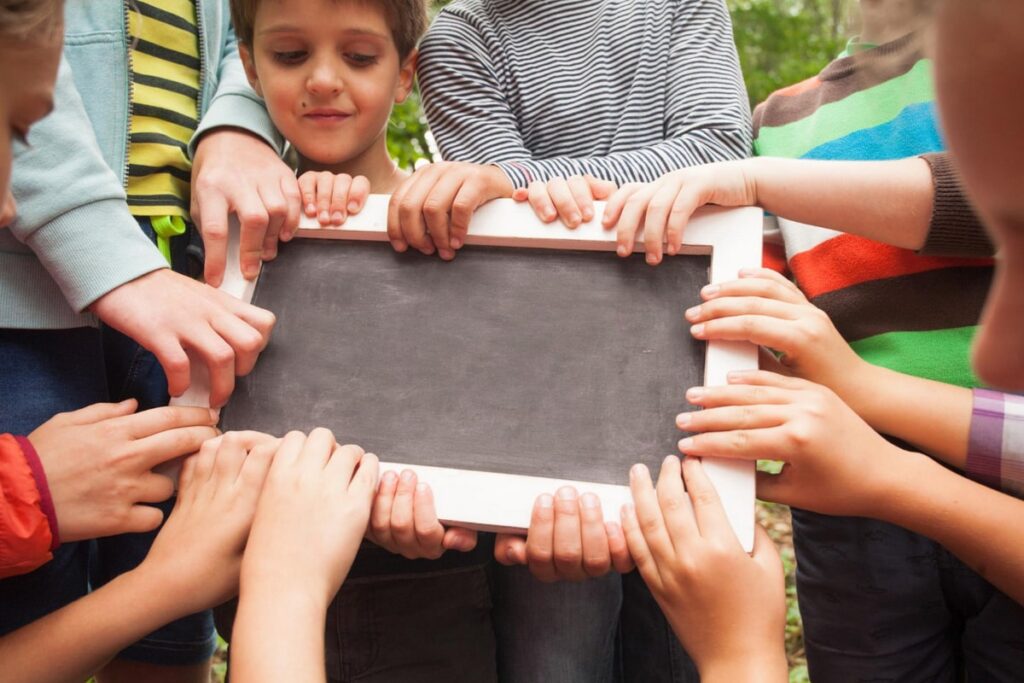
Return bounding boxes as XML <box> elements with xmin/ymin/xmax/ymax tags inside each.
<box><xmin>221</xmin><ymin>240</ymin><xmax>708</xmax><ymax>486</ymax></box>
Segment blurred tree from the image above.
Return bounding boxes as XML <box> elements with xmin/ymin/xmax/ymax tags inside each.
<box><xmin>387</xmin><ymin>0</ymin><xmax>858</xmax><ymax>167</ymax></box>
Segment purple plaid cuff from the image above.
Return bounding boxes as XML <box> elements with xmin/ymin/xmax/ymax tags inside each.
<box><xmin>967</xmin><ymin>389</ymin><xmax>1024</xmax><ymax>499</ymax></box>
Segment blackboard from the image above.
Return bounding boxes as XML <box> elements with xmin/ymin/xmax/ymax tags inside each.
<box><xmin>221</xmin><ymin>239</ymin><xmax>709</xmax><ymax>486</ymax></box>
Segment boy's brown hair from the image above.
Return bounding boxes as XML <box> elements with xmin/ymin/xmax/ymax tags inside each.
<box><xmin>231</xmin><ymin>0</ymin><xmax>428</xmax><ymax>60</ymax></box>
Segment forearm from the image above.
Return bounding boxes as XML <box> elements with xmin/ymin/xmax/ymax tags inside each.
<box><xmin>699</xmin><ymin>652</ymin><xmax>788</xmax><ymax>683</ymax></box>
<box><xmin>878</xmin><ymin>452</ymin><xmax>1024</xmax><ymax>604</ymax></box>
<box><xmin>232</xmin><ymin>579</ymin><xmax>328</xmax><ymax>683</ymax></box>
<box><xmin>838</xmin><ymin>362</ymin><xmax>972</xmax><ymax>467</ymax></box>
<box><xmin>748</xmin><ymin>156</ymin><xmax>935</xmax><ymax>249</ymax></box>
<box><xmin>0</xmin><ymin>566</ymin><xmax>183</xmax><ymax>682</ymax></box>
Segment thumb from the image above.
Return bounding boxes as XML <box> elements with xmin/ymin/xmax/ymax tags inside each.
<box><xmin>750</xmin><ymin>524</ymin><xmax>781</xmax><ymax>570</ymax></box>
<box><xmin>494</xmin><ymin>534</ymin><xmax>527</xmax><ymax>565</ymax></box>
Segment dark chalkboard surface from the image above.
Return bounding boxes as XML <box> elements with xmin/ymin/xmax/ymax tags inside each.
<box><xmin>221</xmin><ymin>239</ymin><xmax>709</xmax><ymax>487</ymax></box>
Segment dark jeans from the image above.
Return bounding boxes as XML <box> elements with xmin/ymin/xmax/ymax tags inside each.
<box><xmin>793</xmin><ymin>508</ymin><xmax>1024</xmax><ymax>683</ymax></box>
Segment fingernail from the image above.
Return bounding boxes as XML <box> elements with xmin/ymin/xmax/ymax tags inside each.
<box><xmin>382</xmin><ymin>471</ymin><xmax>397</xmax><ymax>484</ymax></box>
<box><xmin>440</xmin><ymin>249</ymin><xmax>454</xmax><ymax>260</ymax></box>
<box><xmin>332</xmin><ymin>212</ymin><xmax>344</xmax><ymax>224</ymax></box>
<box><xmin>684</xmin><ymin>306</ymin><xmax>700</xmax><ymax>320</ymax></box>
<box><xmin>539</xmin><ymin>494</ymin><xmax>554</xmax><ymax>509</ymax></box>
<box><xmin>678</xmin><ymin>437</ymin><xmax>694</xmax><ymax>451</ymax></box>
<box><xmin>557</xmin><ymin>486</ymin><xmax>577</xmax><ymax>501</ymax></box>
<box><xmin>676</xmin><ymin>412</ymin><xmax>691</xmax><ymax>427</ymax></box>
<box><xmin>691</xmin><ymin>323</ymin><xmax>705</xmax><ymax>337</ymax></box>
<box><xmin>646</xmin><ymin>254</ymin><xmax>658</xmax><ymax>265</ymax></box>
<box><xmin>666</xmin><ymin>244</ymin><xmax>677</xmax><ymax>256</ymax></box>
<box><xmin>630</xmin><ymin>463</ymin><xmax>645</xmax><ymax>480</ymax></box>
<box><xmin>348</xmin><ymin>201</ymin><xmax>359</xmax><ymax>213</ymax></box>
<box><xmin>244</xmin><ymin>265</ymin><xmax>258</xmax><ymax>278</ymax></box>
<box><xmin>545</xmin><ymin>211</ymin><xmax>556</xmax><ymax>221</ymax></box>
<box><xmin>663</xmin><ymin>454</ymin><xmax>678</xmax><ymax>467</ymax></box>
<box><xmin>687</xmin><ymin>387</ymin><xmax>705</xmax><ymax>401</ymax></box>
<box><xmin>581</xmin><ymin>493</ymin><xmax>599</xmax><ymax>509</ymax></box>
<box><xmin>394</xmin><ymin>240</ymin><xmax>408</xmax><ymax>252</ymax></box>
<box><xmin>702</xmin><ymin>284</ymin><xmax>720</xmax><ymax>297</ymax></box>
<box><xmin>319</xmin><ymin>210</ymin><xmax>330</xmax><ymax>223</ymax></box>
<box><xmin>582</xmin><ymin>208</ymin><xmax>593</xmax><ymax>221</ymax></box>
<box><xmin>569</xmin><ymin>212</ymin><xmax>581</xmax><ymax>224</ymax></box>
<box><xmin>451</xmin><ymin>237</ymin><xmax>462</xmax><ymax>249</ymax></box>
<box><xmin>617</xmin><ymin>245</ymin><xmax>629</xmax><ymax>257</ymax></box>
<box><xmin>209</xmin><ymin>408</ymin><xmax>220</xmax><ymax>421</ymax></box>
<box><xmin>400</xmin><ymin>470</ymin><xmax>413</xmax><ymax>482</ymax></box>
<box><xmin>305</xmin><ymin>203</ymin><xmax>316</xmax><ymax>215</ymax></box>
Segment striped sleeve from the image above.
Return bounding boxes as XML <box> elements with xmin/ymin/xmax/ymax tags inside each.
<box><xmin>418</xmin><ymin>0</ymin><xmax>751</xmax><ymax>188</ymax></box>
<box><xmin>966</xmin><ymin>389</ymin><xmax>1024</xmax><ymax>499</ymax></box>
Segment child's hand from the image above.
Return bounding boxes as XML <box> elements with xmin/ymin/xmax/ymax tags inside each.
<box><xmin>28</xmin><ymin>400</ymin><xmax>219</xmax><ymax>543</ymax></box>
<box><xmin>493</xmin><ymin>486</ymin><xmax>633</xmax><ymax>582</ymax></box>
<box><xmin>602</xmin><ymin>160</ymin><xmax>757</xmax><ymax>265</ymax></box>
<box><xmin>687</xmin><ymin>268</ymin><xmax>865</xmax><ymax>394</ymax></box>
<box><xmin>366</xmin><ymin>469</ymin><xmax>478</xmax><ymax>559</ymax></box>
<box><xmin>297</xmin><ymin>171</ymin><xmax>370</xmax><ymax>227</ymax></box>
<box><xmin>511</xmin><ymin>175</ymin><xmax>616</xmax><ymax>229</ymax></box>
<box><xmin>678</xmin><ymin>371</ymin><xmax>906</xmax><ymax>517</ymax></box>
<box><xmin>241</xmin><ymin>429</ymin><xmax>378</xmax><ymax>607</ymax></box>
<box><xmin>622</xmin><ymin>456</ymin><xmax>787</xmax><ymax>681</ymax></box>
<box><xmin>138</xmin><ymin>431</ymin><xmax>277</xmax><ymax>616</ymax></box>
<box><xmin>90</xmin><ymin>269</ymin><xmax>276</xmax><ymax>408</ymax></box>
<box><xmin>387</xmin><ymin>162</ymin><xmax>514</xmax><ymax>260</ymax></box>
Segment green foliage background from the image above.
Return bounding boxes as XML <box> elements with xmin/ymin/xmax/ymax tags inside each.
<box><xmin>388</xmin><ymin>0</ymin><xmax>856</xmax><ymax>168</ymax></box>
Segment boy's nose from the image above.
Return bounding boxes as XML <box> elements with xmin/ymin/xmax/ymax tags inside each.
<box><xmin>307</xmin><ymin>63</ymin><xmax>343</xmax><ymax>97</ymax></box>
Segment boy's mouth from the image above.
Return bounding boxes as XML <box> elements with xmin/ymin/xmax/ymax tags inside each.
<box><xmin>304</xmin><ymin>108</ymin><xmax>352</xmax><ymax>123</ymax></box>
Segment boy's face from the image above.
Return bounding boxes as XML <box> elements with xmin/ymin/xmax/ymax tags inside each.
<box><xmin>934</xmin><ymin>0</ymin><xmax>1024</xmax><ymax>390</ymax></box>
<box><xmin>240</xmin><ymin>0</ymin><xmax>415</xmax><ymax>168</ymax></box>
<box><xmin>0</xmin><ymin>29</ymin><xmax>61</xmax><ymax>228</ymax></box>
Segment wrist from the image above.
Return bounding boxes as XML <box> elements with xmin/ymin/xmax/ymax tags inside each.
<box><xmin>240</xmin><ymin>559</ymin><xmax>333</xmax><ymax>613</ymax></box>
<box><xmin>870</xmin><ymin>448</ymin><xmax>936</xmax><ymax>524</ymax></box>
<box><xmin>700</xmin><ymin>650</ymin><xmax>788</xmax><ymax>683</ymax></box>
<box><xmin>485</xmin><ymin>164</ymin><xmax>515</xmax><ymax>197</ymax></box>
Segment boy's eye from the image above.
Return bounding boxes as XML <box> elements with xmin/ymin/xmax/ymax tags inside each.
<box><xmin>345</xmin><ymin>53</ymin><xmax>378</xmax><ymax>67</ymax></box>
<box><xmin>273</xmin><ymin>50</ymin><xmax>308</xmax><ymax>65</ymax></box>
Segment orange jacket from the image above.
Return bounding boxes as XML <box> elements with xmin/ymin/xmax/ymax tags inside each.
<box><xmin>0</xmin><ymin>434</ymin><xmax>57</xmax><ymax>578</ymax></box>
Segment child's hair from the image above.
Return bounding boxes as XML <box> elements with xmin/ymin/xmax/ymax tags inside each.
<box><xmin>231</xmin><ymin>0</ymin><xmax>428</xmax><ymax>61</ymax></box>
<box><xmin>0</xmin><ymin>0</ymin><xmax>63</xmax><ymax>41</ymax></box>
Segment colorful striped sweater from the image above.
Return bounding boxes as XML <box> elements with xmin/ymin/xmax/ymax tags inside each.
<box><xmin>752</xmin><ymin>33</ymin><xmax>993</xmax><ymax>389</ymax></box>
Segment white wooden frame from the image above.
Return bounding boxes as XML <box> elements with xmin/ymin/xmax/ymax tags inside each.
<box><xmin>173</xmin><ymin>197</ymin><xmax>762</xmax><ymax>550</ymax></box>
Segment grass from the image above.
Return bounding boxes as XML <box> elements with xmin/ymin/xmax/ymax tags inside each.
<box><xmin>211</xmin><ymin>509</ymin><xmax>806</xmax><ymax>683</ymax></box>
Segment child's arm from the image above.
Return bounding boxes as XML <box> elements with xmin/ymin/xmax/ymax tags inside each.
<box><xmin>493</xmin><ymin>487</ymin><xmax>634</xmax><ymax>582</ymax></box>
<box><xmin>0</xmin><ymin>431</ymin><xmax>276</xmax><ymax>683</ymax></box>
<box><xmin>686</xmin><ymin>267</ymin><xmax>1024</xmax><ymax>500</ymax></box>
<box><xmin>621</xmin><ymin>456</ymin><xmax>787</xmax><ymax>683</ymax></box>
<box><xmin>231</xmin><ymin>430</ymin><xmax>378</xmax><ymax>683</ymax></box>
<box><xmin>678</xmin><ymin>371</ymin><xmax>1024</xmax><ymax>605</ymax></box>
<box><xmin>683</xmin><ymin>268</ymin><xmax>973</xmax><ymax>470</ymax></box>
<box><xmin>606</xmin><ymin>155</ymin><xmax>988</xmax><ymax>264</ymax></box>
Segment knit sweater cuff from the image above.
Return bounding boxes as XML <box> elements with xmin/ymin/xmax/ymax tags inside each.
<box><xmin>919</xmin><ymin>153</ymin><xmax>993</xmax><ymax>258</ymax></box>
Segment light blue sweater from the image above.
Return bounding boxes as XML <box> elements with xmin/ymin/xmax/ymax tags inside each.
<box><xmin>2</xmin><ymin>0</ymin><xmax>282</xmax><ymax>329</ymax></box>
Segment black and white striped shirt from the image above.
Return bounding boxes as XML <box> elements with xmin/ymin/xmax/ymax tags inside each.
<box><xmin>418</xmin><ymin>0</ymin><xmax>752</xmax><ymax>188</ymax></box>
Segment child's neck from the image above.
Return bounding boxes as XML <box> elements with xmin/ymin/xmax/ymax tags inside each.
<box><xmin>298</xmin><ymin>139</ymin><xmax>408</xmax><ymax>194</ymax></box>
<box><xmin>858</xmin><ymin>0</ymin><xmax>929</xmax><ymax>46</ymax></box>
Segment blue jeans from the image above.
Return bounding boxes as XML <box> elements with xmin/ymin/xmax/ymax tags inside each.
<box><xmin>0</xmin><ymin>220</ymin><xmax>215</xmax><ymax>665</ymax></box>
<box><xmin>793</xmin><ymin>508</ymin><xmax>1024</xmax><ymax>682</ymax></box>
<box><xmin>492</xmin><ymin>564</ymin><xmax>698</xmax><ymax>683</ymax></box>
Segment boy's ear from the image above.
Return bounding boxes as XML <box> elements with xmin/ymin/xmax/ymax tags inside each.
<box><xmin>394</xmin><ymin>48</ymin><xmax>418</xmax><ymax>104</ymax></box>
<box><xmin>239</xmin><ymin>42</ymin><xmax>264</xmax><ymax>97</ymax></box>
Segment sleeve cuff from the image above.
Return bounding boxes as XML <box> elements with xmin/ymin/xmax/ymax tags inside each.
<box><xmin>14</xmin><ymin>436</ymin><xmax>59</xmax><ymax>551</ymax></box>
<box><xmin>191</xmin><ymin>90</ymin><xmax>285</xmax><ymax>159</ymax></box>
<box><xmin>919</xmin><ymin>153</ymin><xmax>993</xmax><ymax>258</ymax></box>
